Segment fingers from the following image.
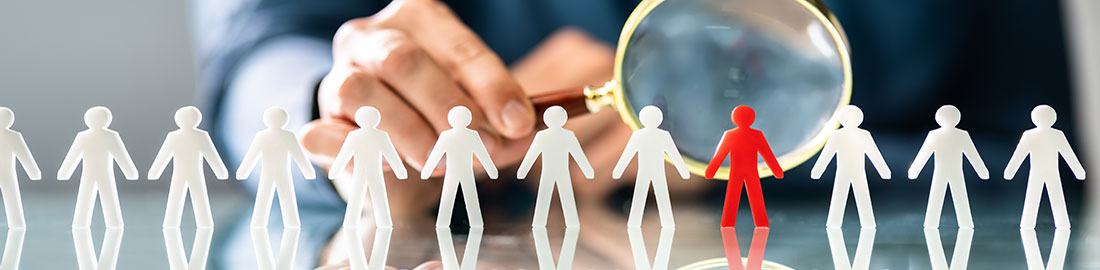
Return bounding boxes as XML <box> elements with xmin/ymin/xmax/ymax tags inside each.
<box><xmin>372</xmin><ymin>0</ymin><xmax>535</xmax><ymax>138</ymax></box>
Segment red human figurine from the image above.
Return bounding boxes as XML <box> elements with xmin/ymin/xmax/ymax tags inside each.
<box><xmin>706</xmin><ymin>105</ymin><xmax>784</xmax><ymax>227</ymax></box>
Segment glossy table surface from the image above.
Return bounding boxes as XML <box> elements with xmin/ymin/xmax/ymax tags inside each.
<box><xmin>2</xmin><ymin>176</ymin><xmax>1096</xmax><ymax>270</ymax></box>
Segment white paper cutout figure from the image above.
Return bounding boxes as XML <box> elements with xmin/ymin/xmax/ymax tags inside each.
<box><xmin>810</xmin><ymin>105</ymin><xmax>891</xmax><ymax>228</ymax></box>
<box><xmin>627</xmin><ymin>227</ymin><xmax>675</xmax><ymax>270</ymax></box>
<box><xmin>1</xmin><ymin>229</ymin><xmax>25</xmax><ymax>270</ymax></box>
<box><xmin>59</xmin><ymin>107</ymin><xmax>139</xmax><ymax>228</ymax></box>
<box><xmin>250</xmin><ymin>227</ymin><xmax>301</xmax><ymax>270</ymax></box>
<box><xmin>73</xmin><ymin>228</ymin><xmax>124</xmax><ymax>270</ymax></box>
<box><xmin>612</xmin><ymin>106</ymin><xmax>690</xmax><ymax>228</ymax></box>
<box><xmin>237</xmin><ymin>107</ymin><xmax>317</xmax><ymax>228</ymax></box>
<box><xmin>532</xmin><ymin>227</ymin><xmax>579</xmax><ymax>270</ymax></box>
<box><xmin>149</xmin><ymin>106</ymin><xmax>230</xmax><ymax>228</ymax></box>
<box><xmin>518</xmin><ymin>106</ymin><xmax>594</xmax><ymax>228</ymax></box>
<box><xmin>164</xmin><ymin>227</ymin><xmax>214</xmax><ymax>270</ymax></box>
<box><xmin>826</xmin><ymin>227</ymin><xmax>876</xmax><ymax>270</ymax></box>
<box><xmin>909</xmin><ymin>105</ymin><xmax>989</xmax><ymax>229</ymax></box>
<box><xmin>345</xmin><ymin>227</ymin><xmax>392</xmax><ymax>270</ymax></box>
<box><xmin>421</xmin><ymin>106</ymin><xmax>498</xmax><ymax>227</ymax></box>
<box><xmin>330</xmin><ymin>107</ymin><xmax>408</xmax><ymax>228</ymax></box>
<box><xmin>1004</xmin><ymin>105</ymin><xmax>1086</xmax><ymax>229</ymax></box>
<box><xmin>0</xmin><ymin>108</ymin><xmax>40</xmax><ymax>229</ymax></box>
<box><xmin>924</xmin><ymin>228</ymin><xmax>974</xmax><ymax>270</ymax></box>
<box><xmin>1021</xmin><ymin>228</ymin><xmax>1070</xmax><ymax>270</ymax></box>
<box><xmin>436</xmin><ymin>226</ymin><xmax>484</xmax><ymax>270</ymax></box>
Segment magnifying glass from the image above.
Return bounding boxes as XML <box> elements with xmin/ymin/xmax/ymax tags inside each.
<box><xmin>531</xmin><ymin>0</ymin><xmax>851</xmax><ymax>179</ymax></box>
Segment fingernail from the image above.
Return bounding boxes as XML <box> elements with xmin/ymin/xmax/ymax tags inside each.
<box><xmin>500</xmin><ymin>99</ymin><xmax>533</xmax><ymax>133</ymax></box>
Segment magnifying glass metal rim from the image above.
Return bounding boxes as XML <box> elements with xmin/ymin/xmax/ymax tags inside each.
<box><xmin>578</xmin><ymin>0</ymin><xmax>852</xmax><ymax>180</ymax></box>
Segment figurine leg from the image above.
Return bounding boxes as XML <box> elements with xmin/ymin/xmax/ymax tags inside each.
<box><xmin>719</xmin><ymin>227</ymin><xmax>741</xmax><ymax>270</ymax></box>
<box><xmin>850</xmin><ymin>174</ymin><xmax>875</xmax><ymax>228</ymax></box>
<box><xmin>367</xmin><ymin>174</ymin><xmax>393</xmax><ymax>227</ymax></box>
<box><xmin>163</xmin><ymin>228</ymin><xmax>186</xmax><ymax>269</ymax></box>
<box><xmin>947</xmin><ymin>176</ymin><xmax>974</xmax><ymax>228</ymax></box>
<box><xmin>0</xmin><ymin>228</ymin><xmax>24</xmax><ymax>270</ymax></box>
<box><xmin>744</xmin><ymin>177</ymin><xmax>769</xmax><ymax>227</ymax></box>
<box><xmin>275</xmin><ymin>178</ymin><xmax>301</xmax><ymax>228</ymax></box>
<box><xmin>190</xmin><ymin>227</ymin><xmax>214</xmax><ymax>268</ymax></box>
<box><xmin>826</xmin><ymin>177</ymin><xmax>851</xmax><ymax>228</ymax></box>
<box><xmin>531</xmin><ymin>175</ymin><xmax>555</xmax><ymax>227</ymax></box>
<box><xmin>189</xmin><ymin>177</ymin><xmax>214</xmax><ymax>228</ymax></box>
<box><xmin>721</xmin><ymin>178</ymin><xmax>743</xmax><ymax>227</ymax></box>
<box><xmin>72</xmin><ymin>178</ymin><xmax>97</xmax><ymax>228</ymax></box>
<box><xmin>251</xmin><ymin>179</ymin><xmax>276</xmax><ymax>228</ymax></box>
<box><xmin>73</xmin><ymin>228</ymin><xmax>95</xmax><ymax>268</ymax></box>
<box><xmin>627</xmin><ymin>177</ymin><xmax>650</xmax><ymax>228</ymax></box>
<box><xmin>651</xmin><ymin>176</ymin><xmax>675</xmax><ymax>227</ymax></box>
<box><xmin>98</xmin><ymin>178</ymin><xmax>124</xmax><ymax>228</ymax></box>
<box><xmin>436</xmin><ymin>178</ymin><xmax>459</xmax><ymax>227</ymax></box>
<box><xmin>276</xmin><ymin>228</ymin><xmax>301</xmax><ymax>270</ymax></box>
<box><xmin>343</xmin><ymin>177</ymin><xmax>367</xmax><ymax>227</ymax></box>
<box><xmin>1045</xmin><ymin>176</ymin><xmax>1071</xmax><ymax>228</ymax></box>
<box><xmin>459</xmin><ymin>177</ymin><xmax>483</xmax><ymax>227</ymax></box>
<box><xmin>99</xmin><ymin>228</ymin><xmax>124</xmax><ymax>270</ymax></box>
<box><xmin>163</xmin><ymin>176</ymin><xmax>188</xmax><ymax>228</ymax></box>
<box><xmin>923</xmin><ymin>176</ymin><xmax>948</xmax><ymax>228</ymax></box>
<box><xmin>0</xmin><ymin>177</ymin><xmax>26</xmax><ymax>228</ymax></box>
<box><xmin>556</xmin><ymin>176</ymin><xmax>580</xmax><ymax>228</ymax></box>
<box><xmin>1019</xmin><ymin>173</ymin><xmax>1044</xmax><ymax>228</ymax></box>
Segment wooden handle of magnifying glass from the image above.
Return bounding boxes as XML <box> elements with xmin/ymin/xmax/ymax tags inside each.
<box><xmin>529</xmin><ymin>86</ymin><xmax>591</xmax><ymax>124</ymax></box>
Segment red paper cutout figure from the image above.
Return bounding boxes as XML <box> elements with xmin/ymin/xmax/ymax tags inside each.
<box><xmin>721</xmin><ymin>227</ymin><xmax>770</xmax><ymax>270</ymax></box>
<box><xmin>706</xmin><ymin>105</ymin><xmax>784</xmax><ymax>227</ymax></box>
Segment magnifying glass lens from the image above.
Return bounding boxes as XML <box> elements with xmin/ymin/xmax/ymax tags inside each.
<box><xmin>620</xmin><ymin>0</ymin><xmax>848</xmax><ymax>169</ymax></box>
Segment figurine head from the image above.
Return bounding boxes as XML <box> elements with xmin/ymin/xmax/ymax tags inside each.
<box><xmin>355</xmin><ymin>106</ymin><xmax>381</xmax><ymax>128</ymax></box>
<box><xmin>935</xmin><ymin>105</ymin><xmax>960</xmax><ymax>128</ymax></box>
<box><xmin>447</xmin><ymin>106</ymin><xmax>472</xmax><ymax>128</ymax></box>
<box><xmin>263</xmin><ymin>107</ymin><xmax>289</xmax><ymax>129</ymax></box>
<box><xmin>543</xmin><ymin>106</ymin><xmax>567</xmax><ymax>128</ymax></box>
<box><xmin>731</xmin><ymin>105</ymin><xmax>755</xmax><ymax>127</ymax></box>
<box><xmin>84</xmin><ymin>106</ymin><xmax>112</xmax><ymax>129</ymax></box>
<box><xmin>639</xmin><ymin>105</ymin><xmax>663</xmax><ymax>128</ymax></box>
<box><xmin>174</xmin><ymin>106</ymin><xmax>202</xmax><ymax>129</ymax></box>
<box><xmin>1031</xmin><ymin>104</ymin><xmax>1056</xmax><ymax>128</ymax></box>
<box><xmin>838</xmin><ymin>105</ymin><xmax>863</xmax><ymax>128</ymax></box>
<box><xmin>0</xmin><ymin>107</ymin><xmax>12</xmax><ymax>129</ymax></box>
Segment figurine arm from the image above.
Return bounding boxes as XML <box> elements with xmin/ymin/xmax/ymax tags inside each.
<box><xmin>289</xmin><ymin>135</ymin><xmax>316</xmax><ymax>179</ymax></box>
<box><xmin>810</xmin><ymin>133</ymin><xmax>838</xmax><ymax>180</ymax></box>
<box><xmin>756</xmin><ymin>133</ymin><xmax>784</xmax><ymax>179</ymax></box>
<box><xmin>328</xmin><ymin>136</ymin><xmax>354</xmax><ymax>180</ymax></box>
<box><xmin>472</xmin><ymin>134</ymin><xmax>498</xmax><ymax>179</ymax></box>
<box><xmin>111</xmin><ymin>134</ymin><xmax>140</xmax><ymax>180</ymax></box>
<box><xmin>1056</xmin><ymin>132</ymin><xmax>1086</xmax><ymax>180</ymax></box>
<box><xmin>663</xmin><ymin>132</ymin><xmax>690</xmax><ymax>180</ymax></box>
<box><xmin>57</xmin><ymin>136</ymin><xmax>83</xmax><ymax>181</ymax></box>
<box><xmin>516</xmin><ymin>134</ymin><xmax>543</xmax><ymax>180</ymax></box>
<box><xmin>380</xmin><ymin>133</ymin><xmax>408</xmax><ymax>180</ymax></box>
<box><xmin>1003</xmin><ymin>133</ymin><xmax>1032</xmax><ymax>180</ymax></box>
<box><xmin>235</xmin><ymin>137</ymin><xmax>261</xmax><ymax>180</ymax></box>
<box><xmin>960</xmin><ymin>132</ymin><xmax>989</xmax><ymax>180</ymax></box>
<box><xmin>420</xmin><ymin>139</ymin><xmax>444</xmax><ymax>180</ymax></box>
<box><xmin>13</xmin><ymin>133</ymin><xmax>41</xmax><ymax>180</ymax></box>
<box><xmin>908</xmin><ymin>132</ymin><xmax>935</xmax><ymax>180</ymax></box>
<box><xmin>567</xmin><ymin>133</ymin><xmax>594</xmax><ymax>179</ymax></box>
<box><xmin>147</xmin><ymin>135</ymin><xmax>174</xmax><ymax>180</ymax></box>
<box><xmin>611</xmin><ymin>134</ymin><xmax>638</xmax><ymax>180</ymax></box>
<box><xmin>705</xmin><ymin>134</ymin><xmax>730</xmax><ymax>179</ymax></box>
<box><xmin>863</xmin><ymin>132</ymin><xmax>891</xmax><ymax>180</ymax></box>
<box><xmin>200</xmin><ymin>134</ymin><xmax>230</xmax><ymax>180</ymax></box>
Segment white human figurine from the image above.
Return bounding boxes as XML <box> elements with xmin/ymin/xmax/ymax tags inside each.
<box><xmin>421</xmin><ymin>106</ymin><xmax>498</xmax><ymax>228</ymax></box>
<box><xmin>924</xmin><ymin>228</ymin><xmax>974</xmax><ymax>270</ymax></box>
<box><xmin>329</xmin><ymin>106</ymin><xmax>408</xmax><ymax>228</ymax></box>
<box><xmin>149</xmin><ymin>106</ymin><xmax>230</xmax><ymax>228</ymax></box>
<box><xmin>908</xmin><ymin>105</ymin><xmax>989</xmax><ymax>228</ymax></box>
<box><xmin>628</xmin><ymin>227</ymin><xmax>675</xmax><ymax>270</ymax></box>
<box><xmin>0</xmin><ymin>108</ymin><xmax>40</xmax><ymax>228</ymax></box>
<box><xmin>517</xmin><ymin>106</ymin><xmax>594</xmax><ymax>228</ymax></box>
<box><xmin>59</xmin><ymin>107</ymin><xmax>139</xmax><ymax>228</ymax></box>
<box><xmin>164</xmin><ymin>227</ymin><xmax>214</xmax><ymax>270</ymax></box>
<box><xmin>1005</xmin><ymin>105</ymin><xmax>1086</xmax><ymax>229</ymax></box>
<box><xmin>237</xmin><ymin>107</ymin><xmax>317</xmax><ymax>228</ymax></box>
<box><xmin>532</xmin><ymin>227</ymin><xmax>579</xmax><ymax>270</ymax></box>
<box><xmin>436</xmin><ymin>226</ymin><xmax>484</xmax><ymax>270</ymax></box>
<box><xmin>250</xmin><ymin>227</ymin><xmax>301</xmax><ymax>270</ymax></box>
<box><xmin>612</xmin><ymin>106</ymin><xmax>690</xmax><ymax>228</ymax></box>
<box><xmin>826</xmin><ymin>227</ymin><xmax>876</xmax><ymax>270</ymax></box>
<box><xmin>810</xmin><ymin>105</ymin><xmax>890</xmax><ymax>228</ymax></box>
<box><xmin>1</xmin><ymin>228</ymin><xmax>25</xmax><ymax>269</ymax></box>
<box><xmin>1021</xmin><ymin>228</ymin><xmax>1070</xmax><ymax>270</ymax></box>
<box><xmin>73</xmin><ymin>227</ymin><xmax>124</xmax><ymax>270</ymax></box>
